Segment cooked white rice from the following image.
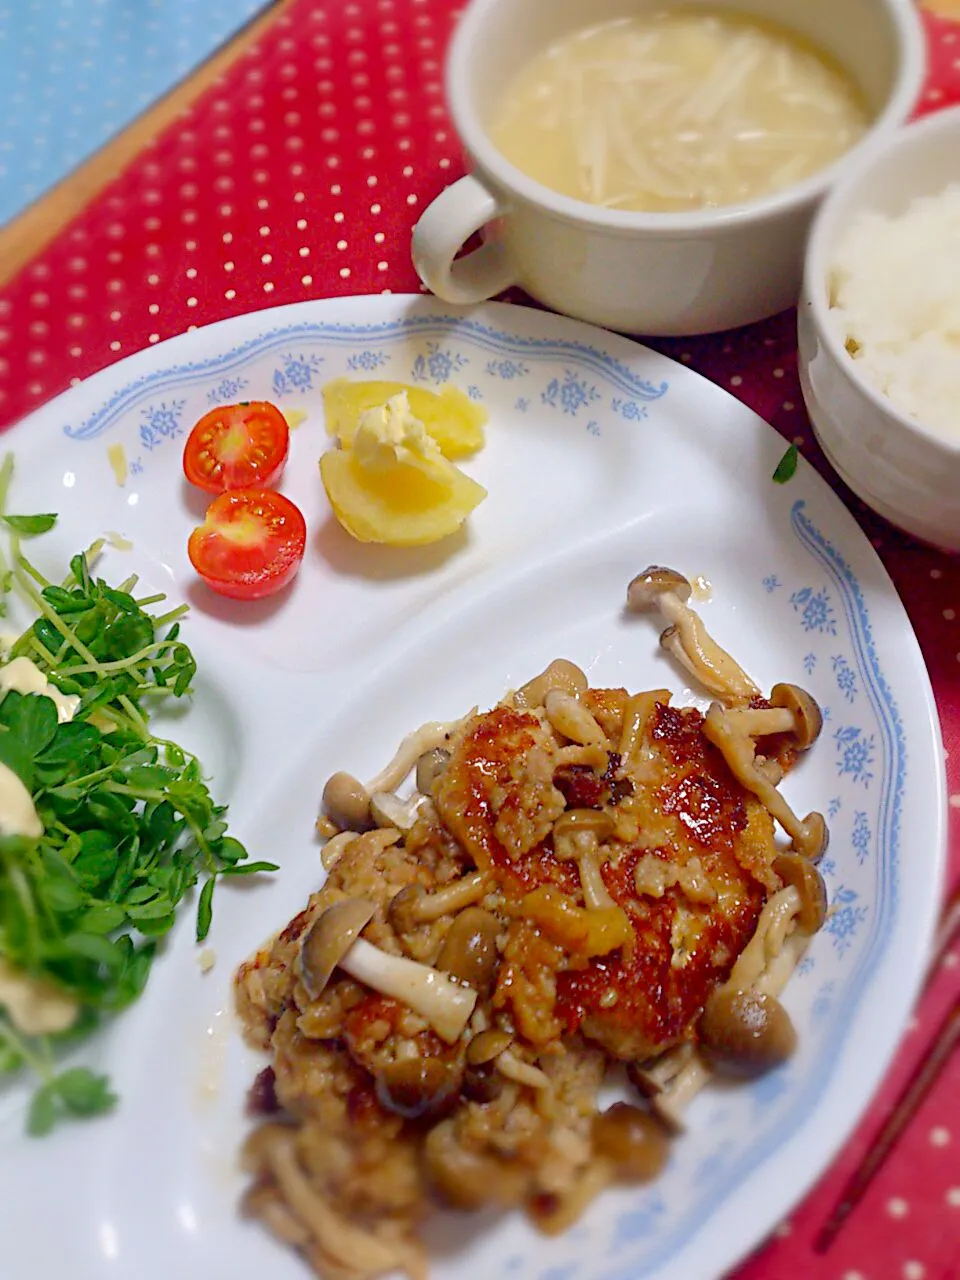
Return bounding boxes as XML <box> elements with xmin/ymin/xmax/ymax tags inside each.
<box><xmin>828</xmin><ymin>183</ymin><xmax>960</xmax><ymax>440</ymax></box>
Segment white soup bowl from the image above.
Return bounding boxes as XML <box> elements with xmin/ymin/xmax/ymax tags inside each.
<box><xmin>412</xmin><ymin>0</ymin><xmax>926</xmax><ymax>336</ymax></box>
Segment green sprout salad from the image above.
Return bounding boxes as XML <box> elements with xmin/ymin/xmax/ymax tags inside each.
<box><xmin>0</xmin><ymin>456</ymin><xmax>274</xmax><ymax>1135</ymax></box>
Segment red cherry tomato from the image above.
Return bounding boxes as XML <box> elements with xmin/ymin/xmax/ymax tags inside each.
<box><xmin>183</xmin><ymin>401</ymin><xmax>290</xmax><ymax>494</ymax></box>
<box><xmin>188</xmin><ymin>489</ymin><xmax>307</xmax><ymax>600</ymax></box>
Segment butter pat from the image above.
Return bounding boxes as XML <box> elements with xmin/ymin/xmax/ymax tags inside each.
<box><xmin>352</xmin><ymin>392</ymin><xmax>445</xmax><ymax>474</ymax></box>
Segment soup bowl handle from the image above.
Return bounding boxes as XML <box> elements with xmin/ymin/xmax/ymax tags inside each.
<box><xmin>412</xmin><ymin>174</ymin><xmax>518</xmax><ymax>305</ymax></box>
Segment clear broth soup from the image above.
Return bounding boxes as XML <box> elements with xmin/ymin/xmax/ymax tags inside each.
<box><xmin>489</xmin><ymin>7</ymin><xmax>871</xmax><ymax>213</ymax></box>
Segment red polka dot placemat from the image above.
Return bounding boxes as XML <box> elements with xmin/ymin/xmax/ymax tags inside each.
<box><xmin>0</xmin><ymin>4</ymin><xmax>957</xmax><ymax>1278</ymax></box>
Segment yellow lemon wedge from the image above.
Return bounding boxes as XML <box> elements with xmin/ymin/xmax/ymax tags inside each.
<box><xmin>320</xmin><ymin>451</ymin><xmax>487</xmax><ymax>546</ymax></box>
<box><xmin>322</xmin><ymin>377</ymin><xmax>487</xmax><ymax>459</ymax></box>
<box><xmin>320</xmin><ymin>392</ymin><xmax>487</xmax><ymax>546</ymax></box>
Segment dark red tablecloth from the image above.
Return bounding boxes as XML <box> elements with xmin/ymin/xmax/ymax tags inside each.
<box><xmin>0</xmin><ymin>4</ymin><xmax>957</xmax><ymax>1277</ymax></box>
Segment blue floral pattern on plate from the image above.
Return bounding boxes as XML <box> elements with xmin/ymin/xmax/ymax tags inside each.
<box><xmin>541</xmin><ymin>369</ymin><xmax>601</xmax><ymax>415</ymax></box>
<box><xmin>272</xmin><ymin>352</ymin><xmax>323</xmax><ymax>397</ymax></box>
<box><xmin>486</xmin><ymin>358</ymin><xmax>528</xmax><ymax>379</ymax></box>
<box><xmin>611</xmin><ymin>396</ymin><xmax>649</xmax><ymax>421</ymax></box>
<box><xmin>346</xmin><ymin>350</ymin><xmax>388</xmax><ymax>372</ymax></box>
<box><xmin>833</xmin><ymin>725</ymin><xmax>876</xmax><ymax>787</ymax></box>
<box><xmin>205</xmin><ymin>375</ymin><xmax>249</xmax><ymax>404</ymax></box>
<box><xmin>789</xmin><ymin>585</ymin><xmax>838</xmax><ymax>635</ymax></box>
<box><xmin>411</xmin><ymin>341</ymin><xmax>468</xmax><ymax>383</ymax></box>
<box><xmin>62</xmin><ymin>315</ymin><xmax>673</xmax><ymax>442</ymax></box>
<box><xmin>832</xmin><ymin>654</ymin><xmax>858</xmax><ymax>702</ymax></box>
<box><xmin>138</xmin><ymin>399</ymin><xmax>185</xmax><ymax>452</ymax></box>
<box><xmin>852</xmin><ymin>810</ymin><xmax>871</xmax><ymax>863</ymax></box>
<box><xmin>824</xmin><ymin>886</ymin><xmax>870</xmax><ymax>956</ymax></box>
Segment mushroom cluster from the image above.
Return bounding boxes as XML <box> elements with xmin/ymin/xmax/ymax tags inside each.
<box><xmin>624</xmin><ymin>842</ymin><xmax>829</xmax><ymax>1129</ymax></box>
<box><xmin>625</xmin><ymin>564</ymin><xmax>830</xmax><ymax>1118</ymax></box>
<box><xmin>299</xmin><ymin>898</ymin><xmax>478</xmax><ymax>1044</ymax></box>
<box><xmin>626</xmin><ymin>567</ymin><xmax>828</xmax><ymax>857</ymax></box>
<box><xmin>320</xmin><ymin>715</ymin><xmax>465</xmax><ymax>840</ymax></box>
<box><xmin>695</xmin><ymin>850</ymin><xmax>827</xmax><ymax>1079</ymax></box>
<box><xmin>702</xmin><ymin>695</ymin><xmax>827</xmax><ymax>859</ymax></box>
<box><xmin>627</xmin><ymin>567</ymin><xmax>760</xmax><ymax>702</ymax></box>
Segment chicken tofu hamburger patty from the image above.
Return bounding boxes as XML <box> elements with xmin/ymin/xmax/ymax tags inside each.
<box><xmin>433</xmin><ymin>690</ymin><xmax>781</xmax><ymax>1063</ymax></box>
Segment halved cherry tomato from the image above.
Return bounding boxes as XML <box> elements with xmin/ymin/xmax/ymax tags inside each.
<box><xmin>188</xmin><ymin>489</ymin><xmax>307</xmax><ymax>600</ymax></box>
<box><xmin>183</xmin><ymin>401</ymin><xmax>290</xmax><ymax>494</ymax></box>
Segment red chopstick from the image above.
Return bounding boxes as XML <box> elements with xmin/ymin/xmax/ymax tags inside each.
<box><xmin>814</xmin><ymin>882</ymin><xmax>960</xmax><ymax>1252</ymax></box>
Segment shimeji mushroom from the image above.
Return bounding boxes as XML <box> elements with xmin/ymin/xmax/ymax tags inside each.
<box><xmin>727</xmin><ymin>885</ymin><xmax>804</xmax><ymax>991</ymax></box>
<box><xmin>494</xmin><ymin>1050</ymin><xmax>551</xmax><ymax>1090</ymax></box>
<box><xmin>320</xmin><ymin>826</ymin><xmax>400</xmax><ymax>871</ymax></box>
<box><xmin>374</xmin><ymin>1056</ymin><xmax>465</xmax><ymax>1121</ymax></box>
<box><xmin>436</xmin><ymin>908</ymin><xmax>501</xmax><ymax>995</ymax></box>
<box><xmin>415</xmin><ymin>747</ymin><xmax>451</xmax><ymax>794</ymax></box>
<box><xmin>320</xmin><ymin>716</ymin><xmax>468</xmax><ymax>831</ymax></box>
<box><xmin>514</xmin><ymin>658</ymin><xmax>589</xmax><ymax>709</ymax></box>
<box><xmin>462</xmin><ymin>1030</ymin><xmax>512</xmax><ymax>1103</ymax></box>
<box><xmin>702</xmin><ymin>702</ymin><xmax>828</xmax><ymax>859</ymax></box>
<box><xmin>320</xmin><ymin>829</ymin><xmax>363</xmax><ymax>871</ymax></box>
<box><xmin>365</xmin><ymin>717</ymin><xmax>468</xmax><ymax>794</ymax></box>
<box><xmin>698</xmin><ymin>987</ymin><xmax>798</xmax><ymax>1078</ymax></box>
<box><xmin>249</xmin><ymin>1127</ymin><xmax>421</xmax><ymax>1277</ymax></box>
<box><xmin>543</xmin><ymin>690</ymin><xmax>607</xmax><ymax>745</ymax></box>
<box><xmin>753</xmin><ymin>930</ymin><xmax>809</xmax><ymax>1000</ymax></box>
<box><xmin>388</xmin><ymin>871</ymin><xmax>489</xmax><ymax>933</ymax></box>
<box><xmin>772</xmin><ymin>853</ymin><xmax>828</xmax><ymax>934</ymax></box>
<box><xmin>724</xmin><ymin>683</ymin><xmax>823</xmax><ymax>750</ymax></box>
<box><xmin>466</xmin><ymin>1028</ymin><xmax>513</xmax><ymax>1065</ymax></box>
<box><xmin>649</xmin><ymin>1050</ymin><xmax>713</xmax><ymax>1132</ymax></box>
<box><xmin>695</xmin><ymin>883</ymin><xmax>810</xmax><ymax>1078</ymax></box>
<box><xmin>299</xmin><ymin>897</ymin><xmax>477</xmax><ymax>1043</ymax></box>
<box><xmin>423</xmin><ymin>1119</ymin><xmax>527</xmax><ymax>1210</ymax></box>
<box><xmin>626</xmin><ymin>1041</ymin><xmax>695</xmax><ymax>1100</ymax></box>
<box><xmin>369</xmin><ymin>791</ymin><xmax>424</xmax><ymax>833</ymax></box>
<box><xmin>322</xmin><ymin>772</ymin><xmax>373</xmax><ymax>832</ymax></box>
<box><xmin>628</xmin><ymin>1044</ymin><xmax>713</xmax><ymax>1132</ymax></box>
<box><xmin>742</xmin><ymin>855</ymin><xmax>829</xmax><ymax>1003</ymax></box>
<box><xmin>591</xmin><ymin>1103</ymin><xmax>671</xmax><ymax>1181</ymax></box>
<box><xmin>552</xmin><ymin>809</ymin><xmax>617</xmax><ymax>909</ymax></box>
<box><xmin>626</xmin><ymin>567</ymin><xmax>760</xmax><ymax>703</ymax></box>
<box><xmin>738</xmin><ymin>862</ymin><xmax>826</xmax><ymax>1000</ymax></box>
<box><xmin>618</xmin><ymin>687</ymin><xmax>672</xmax><ymax>760</ymax></box>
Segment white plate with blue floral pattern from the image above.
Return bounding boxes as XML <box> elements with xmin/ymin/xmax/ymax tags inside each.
<box><xmin>0</xmin><ymin>296</ymin><xmax>946</xmax><ymax>1280</ymax></box>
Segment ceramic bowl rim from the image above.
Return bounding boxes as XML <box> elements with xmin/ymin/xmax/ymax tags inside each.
<box><xmin>803</xmin><ymin>104</ymin><xmax>960</xmax><ymax>460</ymax></box>
<box><xmin>446</xmin><ymin>0</ymin><xmax>928</xmax><ymax>236</ymax></box>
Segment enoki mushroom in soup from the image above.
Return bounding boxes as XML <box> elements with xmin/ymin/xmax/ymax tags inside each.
<box><xmin>235</xmin><ymin>567</ymin><xmax>829</xmax><ymax>1280</ymax></box>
